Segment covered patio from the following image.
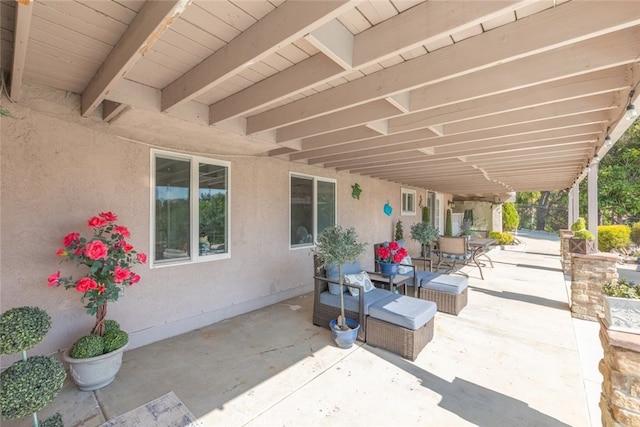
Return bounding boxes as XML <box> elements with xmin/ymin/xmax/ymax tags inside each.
<box><xmin>2</xmin><ymin>2</ymin><xmax>640</xmax><ymax>425</ymax></box>
<box><xmin>5</xmin><ymin>232</ymin><xmax>608</xmax><ymax>427</ymax></box>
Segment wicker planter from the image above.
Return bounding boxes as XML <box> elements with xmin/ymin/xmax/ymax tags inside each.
<box><xmin>603</xmin><ymin>296</ymin><xmax>640</xmax><ymax>335</ymax></box>
<box><xmin>568</xmin><ymin>238</ymin><xmax>596</xmax><ymax>254</ymax></box>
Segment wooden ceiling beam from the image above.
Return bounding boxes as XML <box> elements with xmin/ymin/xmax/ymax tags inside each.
<box><xmin>161</xmin><ymin>0</ymin><xmax>356</xmax><ymax>112</ymax></box>
<box><xmin>310</xmin><ymin>113</ymin><xmax>606</xmax><ymax>165</ymax></box>
<box><xmin>9</xmin><ymin>0</ymin><xmax>33</xmax><ymax>101</ymax></box>
<box><xmin>246</xmin><ymin>2</ymin><xmax>640</xmax><ymax>133</ymax></box>
<box><xmin>81</xmin><ymin>0</ymin><xmax>190</xmax><ymax>117</ymax></box>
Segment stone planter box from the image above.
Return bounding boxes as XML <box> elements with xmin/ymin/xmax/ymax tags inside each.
<box><xmin>603</xmin><ymin>296</ymin><xmax>640</xmax><ymax>335</ymax></box>
<box><xmin>568</xmin><ymin>238</ymin><xmax>596</xmax><ymax>254</ymax></box>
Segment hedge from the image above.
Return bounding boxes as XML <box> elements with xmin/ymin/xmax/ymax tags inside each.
<box><xmin>598</xmin><ymin>224</ymin><xmax>631</xmax><ymax>252</ymax></box>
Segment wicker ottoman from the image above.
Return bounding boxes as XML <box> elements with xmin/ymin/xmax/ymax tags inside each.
<box><xmin>367</xmin><ymin>295</ymin><xmax>436</xmax><ymax>360</ymax></box>
<box><xmin>416</xmin><ymin>272</ymin><xmax>468</xmax><ymax>315</ymax></box>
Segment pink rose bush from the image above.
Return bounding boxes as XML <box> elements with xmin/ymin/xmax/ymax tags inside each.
<box><xmin>48</xmin><ymin>212</ymin><xmax>146</xmax><ymax>335</ymax></box>
<box><xmin>375</xmin><ymin>241</ymin><xmax>408</xmax><ymax>264</ymax></box>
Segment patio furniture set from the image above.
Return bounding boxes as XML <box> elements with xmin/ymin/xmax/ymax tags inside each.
<box><xmin>312</xmin><ymin>245</ymin><xmax>471</xmax><ymax>360</ymax></box>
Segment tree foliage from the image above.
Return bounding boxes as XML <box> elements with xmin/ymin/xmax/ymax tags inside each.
<box><xmin>597</xmin><ymin>122</ymin><xmax>640</xmax><ymax>224</ymax></box>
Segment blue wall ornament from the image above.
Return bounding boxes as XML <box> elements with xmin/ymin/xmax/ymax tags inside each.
<box><xmin>383</xmin><ymin>202</ymin><xmax>393</xmax><ymax>216</ymax></box>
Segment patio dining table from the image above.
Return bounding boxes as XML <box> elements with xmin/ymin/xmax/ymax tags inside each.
<box><xmin>468</xmin><ymin>237</ymin><xmax>496</xmax><ymax>271</ymax></box>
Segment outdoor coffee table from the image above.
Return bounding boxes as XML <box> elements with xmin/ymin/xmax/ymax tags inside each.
<box><xmin>368</xmin><ymin>272</ymin><xmax>415</xmax><ymax>296</ymax></box>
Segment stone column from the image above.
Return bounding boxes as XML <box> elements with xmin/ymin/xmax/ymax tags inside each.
<box><xmin>570</xmin><ymin>252</ymin><xmax>619</xmax><ymax>321</ymax></box>
<box><xmin>599</xmin><ymin>320</ymin><xmax>640</xmax><ymax>426</ymax></box>
<box><xmin>559</xmin><ymin>229</ymin><xmax>574</xmax><ymax>274</ymax></box>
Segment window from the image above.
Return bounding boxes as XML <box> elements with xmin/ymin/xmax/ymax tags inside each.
<box><xmin>401</xmin><ymin>188</ymin><xmax>416</xmax><ymax>215</ymax></box>
<box><xmin>152</xmin><ymin>151</ymin><xmax>230</xmax><ymax>265</ymax></box>
<box><xmin>290</xmin><ymin>174</ymin><xmax>336</xmax><ymax>247</ymax></box>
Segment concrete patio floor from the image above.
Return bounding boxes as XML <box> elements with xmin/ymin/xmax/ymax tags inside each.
<box><xmin>10</xmin><ymin>231</ymin><xmax>629</xmax><ymax>427</ymax></box>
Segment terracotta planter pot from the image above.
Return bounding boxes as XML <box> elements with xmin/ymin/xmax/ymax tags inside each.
<box><xmin>63</xmin><ymin>342</ymin><xmax>128</xmax><ymax>391</ymax></box>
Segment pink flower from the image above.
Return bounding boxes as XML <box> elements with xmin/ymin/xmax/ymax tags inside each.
<box><xmin>99</xmin><ymin>211</ymin><xmax>117</xmax><ymax>222</ymax></box>
<box><xmin>113</xmin><ymin>225</ymin><xmax>130</xmax><ymax>238</ymax></box>
<box><xmin>388</xmin><ymin>241</ymin><xmax>400</xmax><ymax>251</ymax></box>
<box><xmin>76</xmin><ymin>277</ymin><xmax>98</xmax><ymax>293</ymax></box>
<box><xmin>129</xmin><ymin>274</ymin><xmax>141</xmax><ymax>285</ymax></box>
<box><xmin>97</xmin><ymin>285</ymin><xmax>106</xmax><ymax>294</ymax></box>
<box><xmin>87</xmin><ymin>216</ymin><xmax>107</xmax><ymax>228</ymax></box>
<box><xmin>114</xmin><ymin>266</ymin><xmax>131</xmax><ymax>283</ymax></box>
<box><xmin>85</xmin><ymin>240</ymin><xmax>109</xmax><ymax>260</ymax></box>
<box><xmin>123</xmin><ymin>243</ymin><xmax>133</xmax><ymax>253</ymax></box>
<box><xmin>137</xmin><ymin>253</ymin><xmax>147</xmax><ymax>264</ymax></box>
<box><xmin>48</xmin><ymin>271</ymin><xmax>60</xmax><ymax>287</ymax></box>
<box><xmin>56</xmin><ymin>249</ymin><xmax>67</xmax><ymax>257</ymax></box>
<box><xmin>74</xmin><ymin>247</ymin><xmax>85</xmax><ymax>256</ymax></box>
<box><xmin>63</xmin><ymin>232</ymin><xmax>80</xmax><ymax>247</ymax></box>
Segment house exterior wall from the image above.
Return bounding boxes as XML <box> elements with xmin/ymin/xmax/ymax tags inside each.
<box><xmin>0</xmin><ymin>90</ymin><xmax>429</xmax><ymax>362</ymax></box>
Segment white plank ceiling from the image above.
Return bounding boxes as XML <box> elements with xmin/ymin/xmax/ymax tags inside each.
<box><xmin>2</xmin><ymin>0</ymin><xmax>640</xmax><ymax>198</ymax></box>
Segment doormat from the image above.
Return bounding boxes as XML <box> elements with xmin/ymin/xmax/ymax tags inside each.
<box><xmin>100</xmin><ymin>391</ymin><xmax>200</xmax><ymax>426</ymax></box>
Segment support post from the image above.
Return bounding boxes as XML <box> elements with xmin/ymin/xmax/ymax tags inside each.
<box><xmin>588</xmin><ymin>164</ymin><xmax>599</xmax><ymax>249</ymax></box>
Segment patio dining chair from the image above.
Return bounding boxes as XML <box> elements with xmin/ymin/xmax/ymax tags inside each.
<box><xmin>436</xmin><ymin>236</ymin><xmax>485</xmax><ymax>279</ymax></box>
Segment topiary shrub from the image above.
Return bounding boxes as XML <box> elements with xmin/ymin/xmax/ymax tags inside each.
<box><xmin>0</xmin><ymin>356</ymin><xmax>66</xmax><ymax>420</ymax></box>
<box><xmin>103</xmin><ymin>329</ymin><xmax>129</xmax><ymax>353</ymax></box>
<box><xmin>0</xmin><ymin>307</ymin><xmax>51</xmax><ymax>355</ymax></box>
<box><xmin>103</xmin><ymin>319</ymin><xmax>121</xmax><ymax>334</ymax></box>
<box><xmin>70</xmin><ymin>335</ymin><xmax>104</xmax><ymax>359</ymax></box>
<box><xmin>573</xmin><ymin>229</ymin><xmax>595</xmax><ymax>240</ymax></box>
<box><xmin>0</xmin><ymin>306</ymin><xmax>65</xmax><ymax>426</ymax></box>
<box><xmin>631</xmin><ymin>221</ymin><xmax>640</xmax><ymax>246</ymax></box>
<box><xmin>571</xmin><ymin>217</ymin><xmax>587</xmax><ymax>232</ymax></box>
<box><xmin>422</xmin><ymin>206</ymin><xmax>430</xmax><ymax>223</ymax></box>
<box><xmin>445</xmin><ymin>209</ymin><xmax>453</xmax><ymax>236</ymax></box>
<box><xmin>502</xmin><ymin>202</ymin><xmax>519</xmax><ymax>232</ymax></box>
<box><xmin>598</xmin><ymin>224</ymin><xmax>631</xmax><ymax>252</ymax></box>
<box><xmin>489</xmin><ymin>231</ymin><xmax>515</xmax><ymax>245</ymax></box>
<box><xmin>40</xmin><ymin>413</ymin><xmax>64</xmax><ymax>427</ymax></box>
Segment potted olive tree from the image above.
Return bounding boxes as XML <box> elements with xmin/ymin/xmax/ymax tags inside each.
<box><xmin>602</xmin><ymin>278</ymin><xmax>640</xmax><ymax>334</ymax></box>
<box><xmin>313</xmin><ymin>225</ymin><xmax>367</xmax><ymax>348</ymax></box>
<box><xmin>410</xmin><ymin>221</ymin><xmax>439</xmax><ymax>258</ymax></box>
<box><xmin>0</xmin><ymin>306</ymin><xmax>66</xmax><ymax>427</ymax></box>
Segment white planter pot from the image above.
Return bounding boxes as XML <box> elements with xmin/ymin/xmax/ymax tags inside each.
<box><xmin>603</xmin><ymin>296</ymin><xmax>640</xmax><ymax>335</ymax></box>
<box><xmin>63</xmin><ymin>342</ymin><xmax>128</xmax><ymax>391</ymax></box>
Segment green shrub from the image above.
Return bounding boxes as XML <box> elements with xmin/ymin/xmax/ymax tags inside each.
<box><xmin>571</xmin><ymin>217</ymin><xmax>586</xmax><ymax>232</ymax></box>
<box><xmin>40</xmin><ymin>413</ymin><xmax>64</xmax><ymax>427</ymax></box>
<box><xmin>573</xmin><ymin>229</ymin><xmax>595</xmax><ymax>240</ymax></box>
<box><xmin>597</xmin><ymin>225</ymin><xmax>631</xmax><ymax>252</ymax></box>
<box><xmin>502</xmin><ymin>202</ymin><xmax>519</xmax><ymax>232</ymax></box>
<box><xmin>602</xmin><ymin>278</ymin><xmax>640</xmax><ymax>299</ymax></box>
<box><xmin>103</xmin><ymin>329</ymin><xmax>129</xmax><ymax>353</ymax></box>
<box><xmin>0</xmin><ymin>356</ymin><xmax>66</xmax><ymax>420</ymax></box>
<box><xmin>70</xmin><ymin>335</ymin><xmax>104</xmax><ymax>359</ymax></box>
<box><xmin>631</xmin><ymin>221</ymin><xmax>640</xmax><ymax>246</ymax></box>
<box><xmin>489</xmin><ymin>231</ymin><xmax>515</xmax><ymax>245</ymax></box>
<box><xmin>445</xmin><ymin>209</ymin><xmax>452</xmax><ymax>236</ymax></box>
<box><xmin>103</xmin><ymin>319</ymin><xmax>121</xmax><ymax>334</ymax></box>
<box><xmin>422</xmin><ymin>206</ymin><xmax>430</xmax><ymax>223</ymax></box>
<box><xmin>0</xmin><ymin>307</ymin><xmax>51</xmax><ymax>355</ymax></box>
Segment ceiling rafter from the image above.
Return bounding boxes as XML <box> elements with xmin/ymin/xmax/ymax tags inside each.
<box><xmin>81</xmin><ymin>0</ymin><xmax>191</xmax><ymax>117</ymax></box>
<box><xmin>161</xmin><ymin>0</ymin><xmax>357</xmax><ymax>112</ymax></box>
<box><xmin>247</xmin><ymin>1</ymin><xmax>640</xmax><ymax>135</ymax></box>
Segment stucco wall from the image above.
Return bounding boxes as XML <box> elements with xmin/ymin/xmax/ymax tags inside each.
<box><xmin>0</xmin><ymin>93</ymin><xmax>427</xmax><ymax>363</ymax></box>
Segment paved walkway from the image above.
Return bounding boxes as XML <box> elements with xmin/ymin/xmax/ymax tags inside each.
<box><xmin>8</xmin><ymin>231</ymin><xmax>613</xmax><ymax>427</ymax></box>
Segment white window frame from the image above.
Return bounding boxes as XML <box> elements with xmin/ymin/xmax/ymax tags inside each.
<box><xmin>150</xmin><ymin>150</ymin><xmax>231</xmax><ymax>267</ymax></box>
<box><xmin>289</xmin><ymin>172</ymin><xmax>337</xmax><ymax>249</ymax></box>
<box><xmin>401</xmin><ymin>188</ymin><xmax>417</xmax><ymax>216</ymax></box>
